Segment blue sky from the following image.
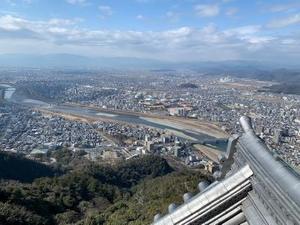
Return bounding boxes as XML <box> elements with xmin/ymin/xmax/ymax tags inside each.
<box><xmin>1</xmin><ymin>0</ymin><xmax>300</xmax><ymax>64</ymax></box>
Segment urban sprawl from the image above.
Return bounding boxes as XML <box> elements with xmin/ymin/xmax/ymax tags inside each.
<box><xmin>0</xmin><ymin>69</ymin><xmax>299</xmax><ymax>170</ymax></box>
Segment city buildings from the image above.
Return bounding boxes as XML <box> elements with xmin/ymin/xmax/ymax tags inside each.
<box><xmin>0</xmin><ymin>69</ymin><xmax>299</xmax><ymax>167</ymax></box>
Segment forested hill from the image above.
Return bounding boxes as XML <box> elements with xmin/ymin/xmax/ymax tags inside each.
<box><xmin>0</xmin><ymin>152</ymin><xmax>208</xmax><ymax>225</ymax></box>
<box><xmin>0</xmin><ymin>152</ymin><xmax>58</xmax><ymax>182</ymax></box>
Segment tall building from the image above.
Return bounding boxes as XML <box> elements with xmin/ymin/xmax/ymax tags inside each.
<box><xmin>274</xmin><ymin>129</ymin><xmax>283</xmax><ymax>144</ymax></box>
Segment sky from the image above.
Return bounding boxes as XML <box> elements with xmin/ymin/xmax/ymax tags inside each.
<box><xmin>0</xmin><ymin>0</ymin><xmax>300</xmax><ymax>64</ymax></box>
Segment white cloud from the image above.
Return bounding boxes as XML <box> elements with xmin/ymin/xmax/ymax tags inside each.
<box><xmin>281</xmin><ymin>38</ymin><xmax>297</xmax><ymax>44</ymax></box>
<box><xmin>224</xmin><ymin>25</ymin><xmax>275</xmax><ymax>51</ymax></box>
<box><xmin>66</xmin><ymin>0</ymin><xmax>87</xmax><ymax>5</ymax></box>
<box><xmin>48</xmin><ymin>18</ymin><xmax>78</xmax><ymax>26</ymax></box>
<box><xmin>48</xmin><ymin>27</ymin><xmax>68</xmax><ymax>34</ymax></box>
<box><xmin>0</xmin><ymin>15</ymin><xmax>25</xmax><ymax>31</ymax></box>
<box><xmin>268</xmin><ymin>13</ymin><xmax>300</xmax><ymax>28</ymax></box>
<box><xmin>224</xmin><ymin>25</ymin><xmax>261</xmax><ymax>36</ymax></box>
<box><xmin>195</xmin><ymin>4</ymin><xmax>220</xmax><ymax>17</ymax></box>
<box><xmin>0</xmin><ymin>15</ymin><xmax>299</xmax><ymax>63</ymax></box>
<box><xmin>0</xmin><ymin>15</ymin><xmax>80</xmax><ymax>32</ymax></box>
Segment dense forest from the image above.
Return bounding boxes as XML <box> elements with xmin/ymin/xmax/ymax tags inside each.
<box><xmin>0</xmin><ymin>151</ymin><xmax>208</xmax><ymax>225</ymax></box>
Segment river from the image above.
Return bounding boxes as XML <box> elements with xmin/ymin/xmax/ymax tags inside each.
<box><xmin>43</xmin><ymin>106</ymin><xmax>228</xmax><ymax>150</ymax></box>
<box><xmin>1</xmin><ymin>83</ymin><xmax>227</xmax><ymax>151</ymax></box>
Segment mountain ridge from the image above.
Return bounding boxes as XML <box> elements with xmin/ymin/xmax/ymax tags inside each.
<box><xmin>1</xmin><ymin>53</ymin><xmax>299</xmax><ymax>70</ymax></box>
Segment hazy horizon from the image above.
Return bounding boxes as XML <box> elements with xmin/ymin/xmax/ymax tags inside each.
<box><xmin>1</xmin><ymin>53</ymin><xmax>300</xmax><ymax>70</ymax></box>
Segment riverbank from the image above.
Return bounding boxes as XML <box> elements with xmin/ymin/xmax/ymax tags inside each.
<box><xmin>35</xmin><ymin>103</ymin><xmax>229</xmax><ymax>151</ymax></box>
<box><xmin>61</xmin><ymin>103</ymin><xmax>228</xmax><ymax>139</ymax></box>
<box><xmin>141</xmin><ymin>117</ymin><xmax>228</xmax><ymax>139</ymax></box>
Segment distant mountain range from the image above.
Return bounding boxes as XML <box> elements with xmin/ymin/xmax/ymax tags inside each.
<box><xmin>0</xmin><ymin>53</ymin><xmax>299</xmax><ymax>71</ymax></box>
<box><xmin>0</xmin><ymin>54</ymin><xmax>165</xmax><ymax>69</ymax></box>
